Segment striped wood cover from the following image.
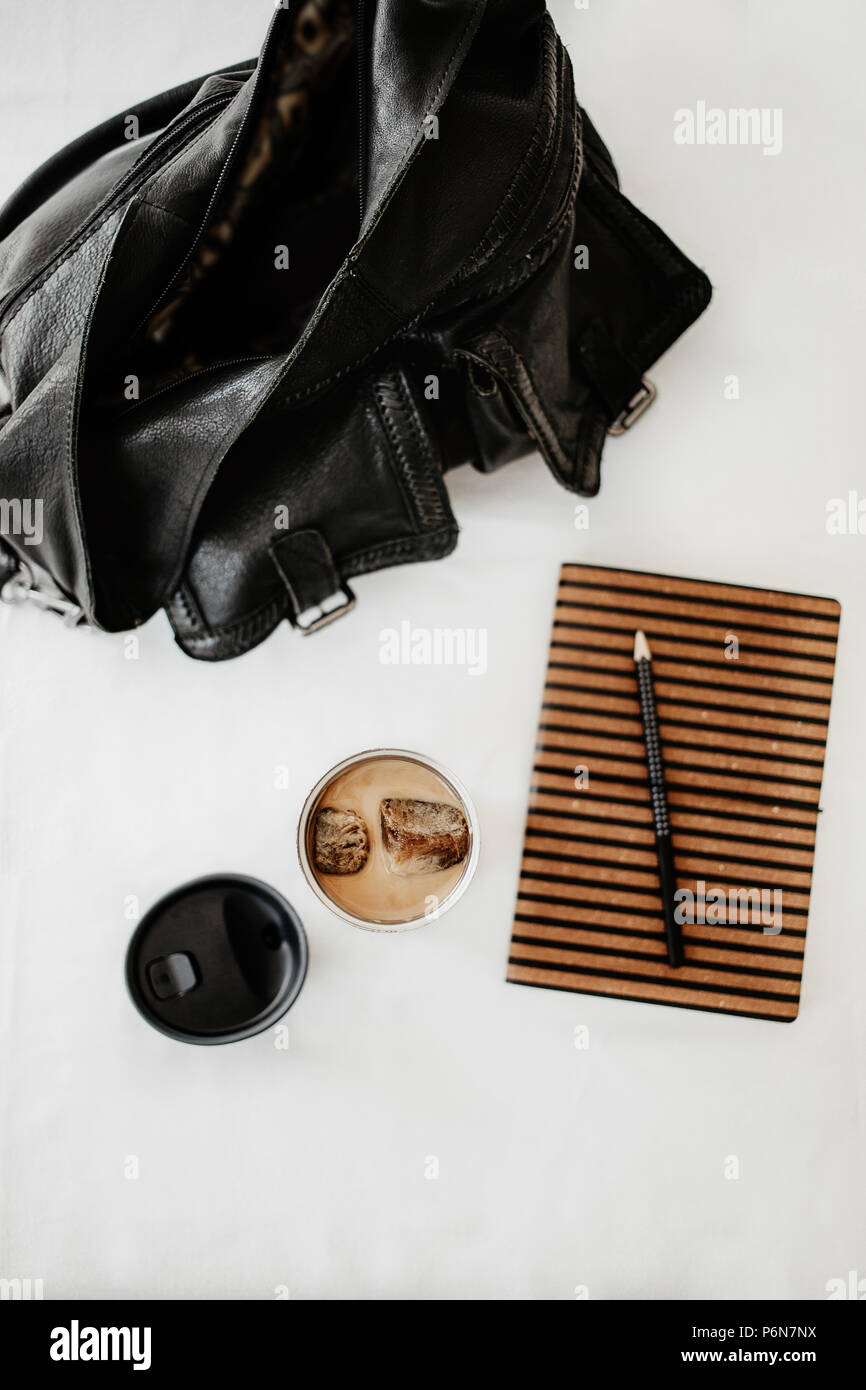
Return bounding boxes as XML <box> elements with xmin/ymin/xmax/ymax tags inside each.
<box><xmin>508</xmin><ymin>564</ymin><xmax>841</xmax><ymax>1022</ymax></box>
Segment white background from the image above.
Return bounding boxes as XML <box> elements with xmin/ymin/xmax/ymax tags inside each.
<box><xmin>0</xmin><ymin>0</ymin><xmax>864</xmax><ymax>1300</ymax></box>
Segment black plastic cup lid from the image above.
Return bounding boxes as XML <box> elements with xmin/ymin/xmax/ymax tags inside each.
<box><xmin>125</xmin><ymin>875</ymin><xmax>308</xmax><ymax>1045</ymax></box>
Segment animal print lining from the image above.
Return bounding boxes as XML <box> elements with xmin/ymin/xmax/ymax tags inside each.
<box><xmin>140</xmin><ymin>0</ymin><xmax>356</xmax><ymax>378</ymax></box>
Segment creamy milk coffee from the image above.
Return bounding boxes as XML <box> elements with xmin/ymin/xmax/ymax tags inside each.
<box><xmin>306</xmin><ymin>755</ymin><xmax>471</xmax><ymax>926</ymax></box>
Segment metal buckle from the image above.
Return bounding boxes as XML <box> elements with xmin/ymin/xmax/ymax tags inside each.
<box><xmin>294</xmin><ymin>584</ymin><xmax>355</xmax><ymax>635</ymax></box>
<box><xmin>607</xmin><ymin>377</ymin><xmax>657</xmax><ymax>436</ymax></box>
<box><xmin>0</xmin><ymin>560</ymin><xmax>86</xmax><ymax>627</ymax></box>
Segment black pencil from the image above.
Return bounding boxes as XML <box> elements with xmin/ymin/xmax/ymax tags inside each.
<box><xmin>633</xmin><ymin>630</ymin><xmax>684</xmax><ymax>968</ymax></box>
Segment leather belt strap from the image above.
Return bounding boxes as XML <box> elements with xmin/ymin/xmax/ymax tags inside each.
<box><xmin>270</xmin><ymin>529</ymin><xmax>355</xmax><ymax>635</ymax></box>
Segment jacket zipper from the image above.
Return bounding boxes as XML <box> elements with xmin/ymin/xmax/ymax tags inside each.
<box><xmin>115</xmin><ymin>353</ymin><xmax>273</xmax><ymax>417</ymax></box>
<box><xmin>0</xmin><ymin>94</ymin><xmax>233</xmax><ymax>334</ymax></box>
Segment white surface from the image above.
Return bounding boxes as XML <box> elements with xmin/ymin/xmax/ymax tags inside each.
<box><xmin>1</xmin><ymin>0</ymin><xmax>864</xmax><ymax>1301</ymax></box>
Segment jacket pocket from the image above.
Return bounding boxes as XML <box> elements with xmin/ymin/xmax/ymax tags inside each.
<box><xmin>166</xmin><ymin>362</ymin><xmax>458</xmax><ymax>661</ymax></box>
<box><xmin>450</xmin><ymin>134</ymin><xmax>712</xmax><ymax>498</ymax></box>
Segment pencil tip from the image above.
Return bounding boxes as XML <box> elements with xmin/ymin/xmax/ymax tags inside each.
<box><xmin>634</xmin><ymin>629</ymin><xmax>651</xmax><ymax>661</ymax></box>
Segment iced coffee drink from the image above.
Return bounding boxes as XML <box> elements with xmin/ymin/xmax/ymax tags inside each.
<box><xmin>298</xmin><ymin>751</ymin><xmax>478</xmax><ymax>929</ymax></box>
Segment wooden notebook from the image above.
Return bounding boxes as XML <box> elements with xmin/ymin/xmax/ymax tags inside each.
<box><xmin>507</xmin><ymin>565</ymin><xmax>841</xmax><ymax>1022</ymax></box>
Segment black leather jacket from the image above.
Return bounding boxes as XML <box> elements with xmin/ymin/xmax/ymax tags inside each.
<box><xmin>0</xmin><ymin>0</ymin><xmax>710</xmax><ymax>659</ymax></box>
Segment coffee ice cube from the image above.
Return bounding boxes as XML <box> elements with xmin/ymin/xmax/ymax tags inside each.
<box><xmin>313</xmin><ymin>807</ymin><xmax>369</xmax><ymax>874</ymax></box>
<box><xmin>379</xmin><ymin>798</ymin><xmax>469</xmax><ymax>876</ymax></box>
